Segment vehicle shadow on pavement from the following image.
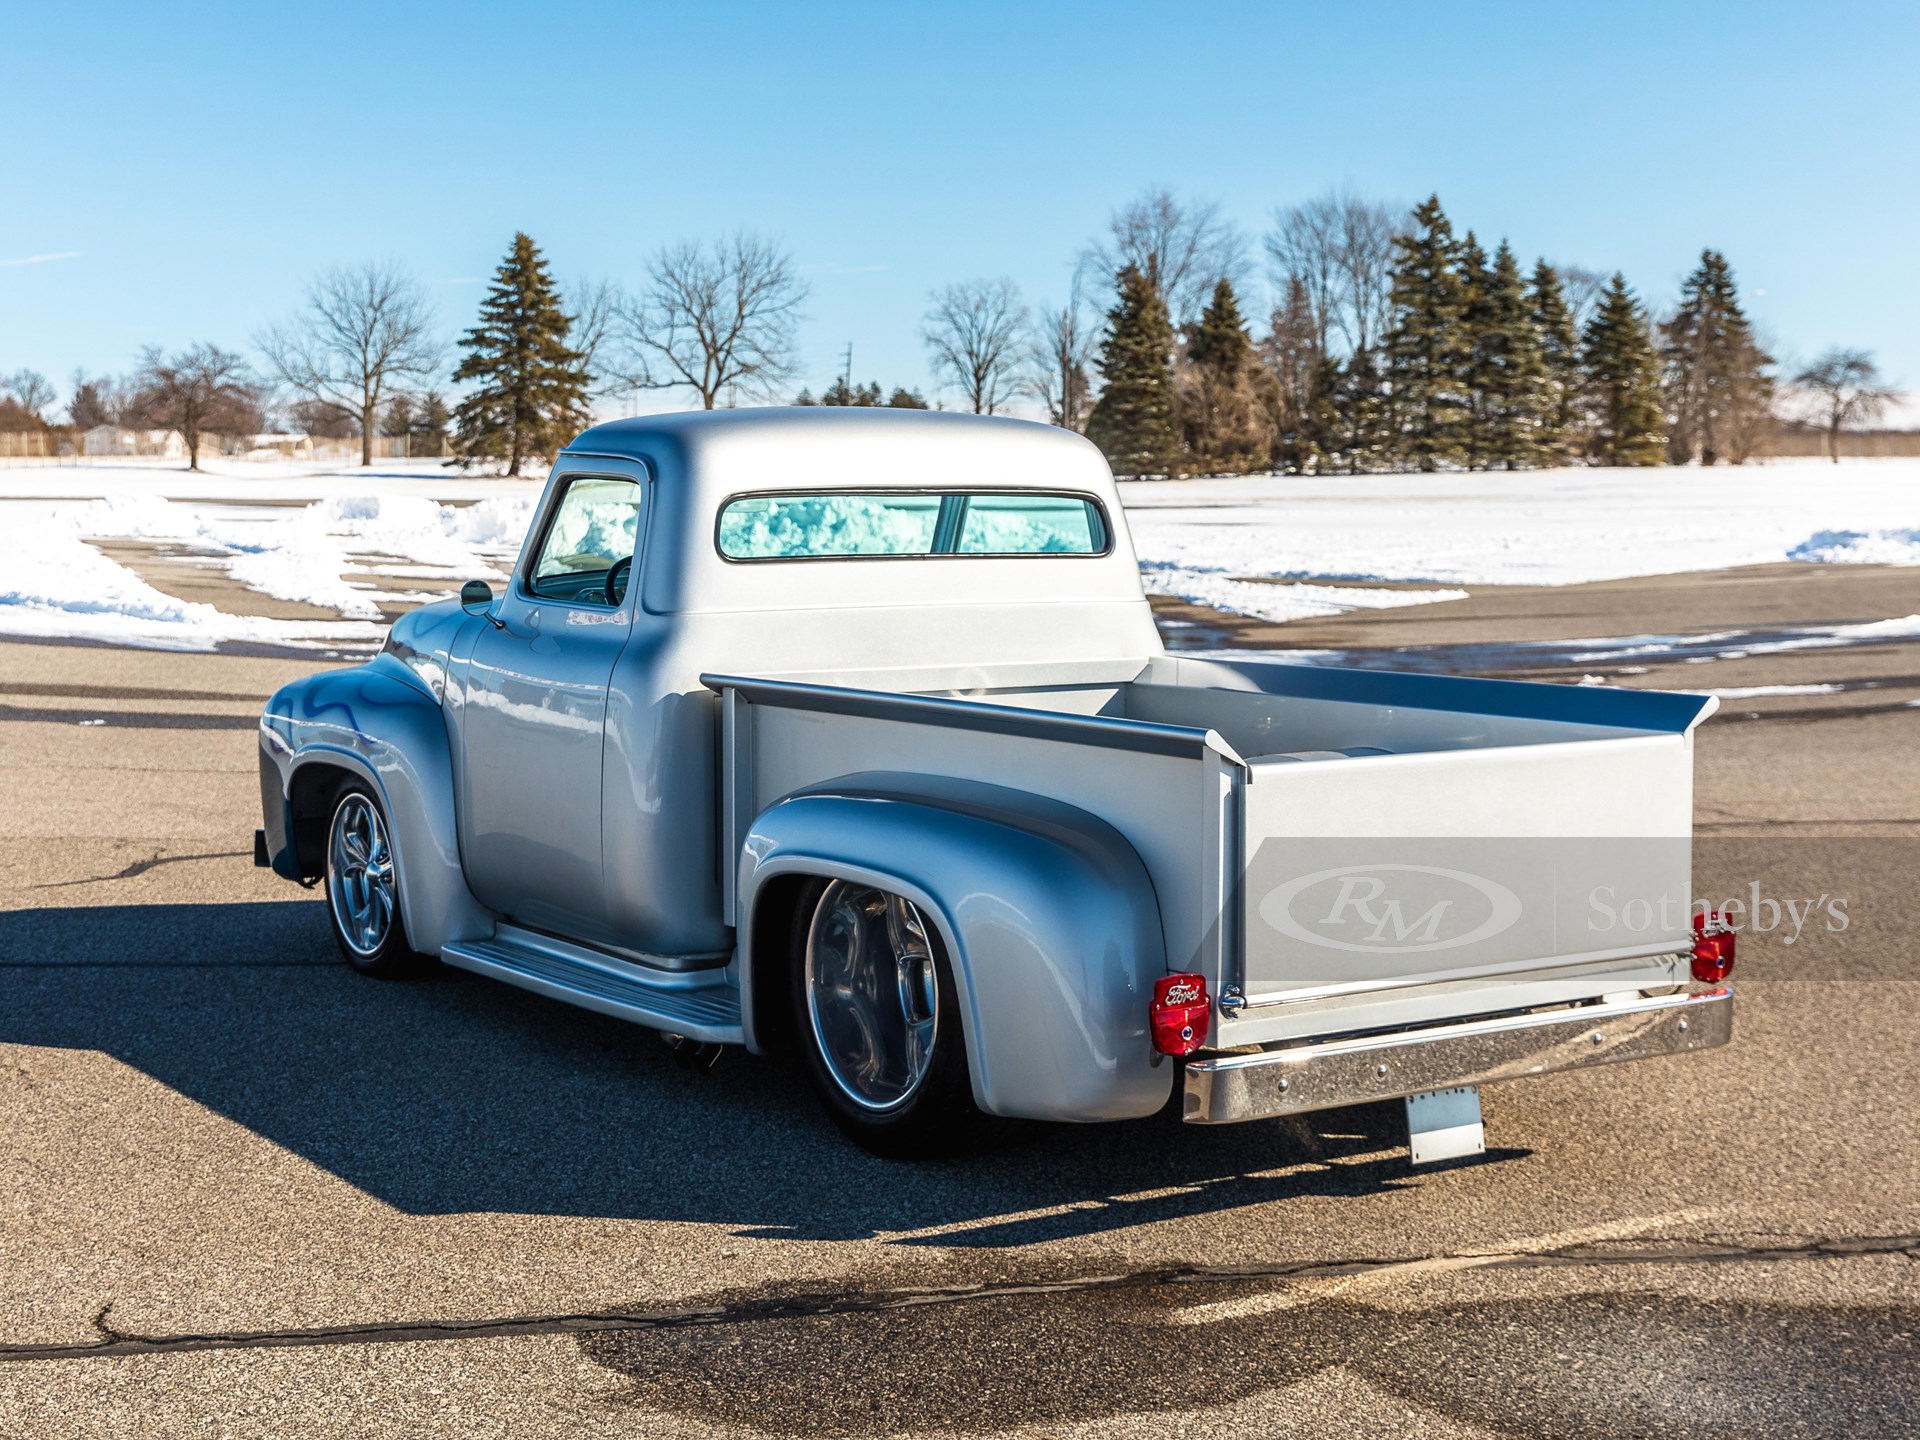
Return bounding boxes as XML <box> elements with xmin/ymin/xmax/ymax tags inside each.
<box><xmin>580</xmin><ymin>1284</ymin><xmax>1920</xmax><ymax>1438</ymax></box>
<box><xmin>0</xmin><ymin>900</ymin><xmax>1502</xmax><ymax>1243</ymax></box>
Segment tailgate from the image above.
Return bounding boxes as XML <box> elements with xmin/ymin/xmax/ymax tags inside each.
<box><xmin>1232</xmin><ymin>732</ymin><xmax>1698</xmax><ymax>1032</ymax></box>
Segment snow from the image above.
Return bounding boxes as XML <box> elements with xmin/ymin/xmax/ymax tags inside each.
<box><xmin>1704</xmin><ymin>683</ymin><xmax>1844</xmax><ymax>698</ymax></box>
<box><xmin>0</xmin><ymin>508</ymin><xmax>386</xmax><ymax>653</ymax></box>
<box><xmin>0</xmin><ymin>453</ymin><xmax>1917</xmax><ymax>656</ymax></box>
<box><xmin>1123</xmin><ymin>457</ymin><xmax>1920</xmax><ymax>618</ymax></box>
<box><xmin>1262</xmin><ymin>615</ymin><xmax>1920</xmax><ymax>675</ymax></box>
<box><xmin>1786</xmin><ymin>527</ymin><xmax>1920</xmax><ymax>566</ymax></box>
<box><xmin>0</xmin><ymin>462</ymin><xmax>537</xmax><ymax>652</ymax></box>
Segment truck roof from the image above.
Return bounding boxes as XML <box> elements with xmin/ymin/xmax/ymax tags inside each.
<box><xmin>567</xmin><ymin>405</ymin><xmax>1114</xmax><ymax>493</ymax></box>
<box><xmin>558</xmin><ymin>407</ymin><xmax>1154</xmax><ymax>625</ymax></box>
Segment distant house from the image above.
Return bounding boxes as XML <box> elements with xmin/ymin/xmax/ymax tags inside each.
<box><xmin>82</xmin><ymin>425</ymin><xmax>188</xmax><ymax>457</ymax></box>
<box><xmin>82</xmin><ymin>425</ymin><xmax>136</xmax><ymax>456</ymax></box>
<box><xmin>245</xmin><ymin>432</ymin><xmax>316</xmax><ymax>460</ymax></box>
<box><xmin>82</xmin><ymin>427</ymin><xmax>215</xmax><ymax>458</ymax></box>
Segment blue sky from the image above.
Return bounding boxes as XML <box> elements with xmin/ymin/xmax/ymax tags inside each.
<box><xmin>4</xmin><ymin>1</ymin><xmax>1916</xmax><ymax>414</ymax></box>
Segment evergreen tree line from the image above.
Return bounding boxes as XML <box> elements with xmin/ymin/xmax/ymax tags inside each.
<box><xmin>1085</xmin><ymin>194</ymin><xmax>1778</xmax><ymax>477</ymax></box>
<box><xmin>9</xmin><ymin>201</ymin><xmax>1890</xmax><ymax>476</ymax></box>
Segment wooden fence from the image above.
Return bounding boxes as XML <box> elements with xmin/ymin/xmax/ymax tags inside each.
<box><xmin>1754</xmin><ymin>426</ymin><xmax>1920</xmax><ymax>459</ymax></box>
<box><xmin>0</xmin><ymin>431</ymin><xmax>449</xmax><ymax>465</ymax></box>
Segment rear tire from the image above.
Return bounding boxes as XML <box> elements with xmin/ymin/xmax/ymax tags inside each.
<box><xmin>323</xmin><ymin>781</ymin><xmax>430</xmax><ymax>978</ymax></box>
<box><xmin>789</xmin><ymin>878</ymin><xmax>981</xmax><ymax>1158</ymax></box>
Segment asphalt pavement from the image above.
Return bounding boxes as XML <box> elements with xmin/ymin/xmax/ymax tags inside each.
<box><xmin>2</xmin><ymin>562</ymin><xmax>1917</xmax><ymax>1437</ymax></box>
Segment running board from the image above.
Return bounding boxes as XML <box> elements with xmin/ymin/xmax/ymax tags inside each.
<box><xmin>442</xmin><ymin>929</ymin><xmax>743</xmax><ymax>1044</ymax></box>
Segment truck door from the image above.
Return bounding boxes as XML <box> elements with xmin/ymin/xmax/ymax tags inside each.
<box><xmin>449</xmin><ymin>465</ymin><xmax>644</xmax><ymax>941</ymax></box>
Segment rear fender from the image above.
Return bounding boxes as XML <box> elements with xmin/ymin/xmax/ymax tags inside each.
<box><xmin>737</xmin><ymin>775</ymin><xmax>1171</xmax><ymax>1122</ymax></box>
<box><xmin>260</xmin><ymin>654</ymin><xmax>490</xmax><ymax>954</ymax></box>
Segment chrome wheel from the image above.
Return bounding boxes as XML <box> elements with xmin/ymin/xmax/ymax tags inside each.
<box><xmin>327</xmin><ymin>791</ymin><xmax>396</xmax><ymax>958</ymax></box>
<box><xmin>804</xmin><ymin>881</ymin><xmax>940</xmax><ymax>1112</ymax></box>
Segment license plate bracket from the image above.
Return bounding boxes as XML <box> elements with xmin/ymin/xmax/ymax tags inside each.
<box><xmin>1405</xmin><ymin>1085</ymin><xmax>1484</xmax><ymax>1165</ymax></box>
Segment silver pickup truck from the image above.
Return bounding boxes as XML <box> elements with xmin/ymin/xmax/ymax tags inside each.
<box><xmin>257</xmin><ymin>409</ymin><xmax>1733</xmax><ymax>1158</ymax></box>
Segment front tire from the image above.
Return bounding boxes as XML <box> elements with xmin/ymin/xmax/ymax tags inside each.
<box><xmin>791</xmin><ymin>879</ymin><xmax>980</xmax><ymax>1157</ymax></box>
<box><xmin>324</xmin><ymin>782</ymin><xmax>428</xmax><ymax>977</ymax></box>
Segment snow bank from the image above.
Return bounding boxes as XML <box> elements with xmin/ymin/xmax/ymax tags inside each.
<box><xmin>0</xmin><ymin>511</ymin><xmax>383</xmax><ymax>652</ymax></box>
<box><xmin>0</xmin><ymin>490</ymin><xmax>535</xmax><ymax>652</ymax></box>
<box><xmin>1786</xmin><ymin>528</ymin><xmax>1920</xmax><ymax>566</ymax></box>
<box><xmin>69</xmin><ymin>493</ymin><xmax>535</xmax><ymax>620</ymax></box>
<box><xmin>1124</xmin><ymin>458</ymin><xmax>1920</xmax><ymax>620</ymax></box>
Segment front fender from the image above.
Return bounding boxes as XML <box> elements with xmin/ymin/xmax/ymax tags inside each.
<box><xmin>738</xmin><ymin>777</ymin><xmax>1171</xmax><ymax>1123</ymax></box>
<box><xmin>259</xmin><ymin>653</ymin><xmax>490</xmax><ymax>955</ymax></box>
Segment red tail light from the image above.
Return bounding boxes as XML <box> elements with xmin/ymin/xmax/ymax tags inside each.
<box><xmin>1150</xmin><ymin>973</ymin><xmax>1211</xmax><ymax>1057</ymax></box>
<box><xmin>1692</xmin><ymin>910</ymin><xmax>1735</xmax><ymax>983</ymax></box>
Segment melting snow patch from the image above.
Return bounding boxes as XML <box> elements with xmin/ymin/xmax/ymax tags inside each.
<box><xmin>1787</xmin><ymin>528</ymin><xmax>1920</xmax><ymax>566</ymax></box>
<box><xmin>1704</xmin><ymin>683</ymin><xmax>1844</xmax><ymax>699</ymax></box>
<box><xmin>0</xmin><ymin>490</ymin><xmax>537</xmax><ymax>652</ymax></box>
<box><xmin>1140</xmin><ymin>567</ymin><xmax>1469</xmax><ymax>623</ymax></box>
<box><xmin>0</xmin><ymin>511</ymin><xmax>385</xmax><ymax>652</ymax></box>
<box><xmin>67</xmin><ymin>493</ymin><xmax>535</xmax><ymax>619</ymax></box>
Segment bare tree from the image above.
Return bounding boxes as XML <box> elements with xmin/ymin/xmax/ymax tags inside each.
<box><xmin>1265</xmin><ymin>196</ymin><xmax>1341</xmax><ymax>357</ymax></box>
<box><xmin>567</xmin><ymin>277</ymin><xmax>621</xmax><ymax>392</ymax></box>
<box><xmin>1264</xmin><ymin>191</ymin><xmax>1402</xmax><ymax>358</ymax></box>
<box><xmin>2</xmin><ymin>369</ymin><xmax>56</xmax><ymax>422</ymax></box>
<box><xmin>1336</xmin><ymin>198</ymin><xmax>1401</xmax><ymax>356</ymax></box>
<box><xmin>615</xmin><ymin>233</ymin><xmax>808</xmax><ymax>409</ymax></box>
<box><xmin>258</xmin><ymin>261</ymin><xmax>442</xmax><ymax>466</ymax></box>
<box><xmin>923</xmin><ymin>278</ymin><xmax>1029</xmax><ymax>415</ymax></box>
<box><xmin>1025</xmin><ymin>278</ymin><xmax>1097</xmax><ymax>430</ymax></box>
<box><xmin>125</xmin><ymin>344</ymin><xmax>261</xmax><ymax>471</ymax></box>
<box><xmin>1793</xmin><ymin>348</ymin><xmax>1900</xmax><ymax>462</ymax></box>
<box><xmin>1085</xmin><ymin>187</ymin><xmax>1246</xmax><ymax>326</ymax></box>
<box><xmin>1556</xmin><ymin>264</ymin><xmax>1608</xmax><ymax>332</ymax></box>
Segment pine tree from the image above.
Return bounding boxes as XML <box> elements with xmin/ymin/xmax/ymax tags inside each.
<box><xmin>1296</xmin><ymin>356</ymin><xmax>1342</xmax><ymax>473</ymax></box>
<box><xmin>1086</xmin><ymin>266</ymin><xmax>1179</xmax><ymax>477</ymax></box>
<box><xmin>1457</xmin><ymin>233</ymin><xmax>1494</xmax><ymax>468</ymax></box>
<box><xmin>411</xmin><ymin>390</ymin><xmax>451</xmax><ymax>458</ymax></box>
<box><xmin>382</xmin><ymin>393</ymin><xmax>416</xmax><ymax>439</ymax></box>
<box><xmin>452</xmin><ymin>233</ymin><xmax>591</xmax><ymax>475</ymax></box>
<box><xmin>1383</xmin><ymin>196</ymin><xmax>1471</xmax><ymax>471</ymax></box>
<box><xmin>1261</xmin><ymin>276</ymin><xmax>1321</xmax><ymax>472</ymax></box>
<box><xmin>1185</xmin><ymin>278</ymin><xmax>1262</xmax><ymax>471</ymax></box>
<box><xmin>1337</xmin><ymin>349</ymin><xmax>1390</xmax><ymax>473</ymax></box>
<box><xmin>1581</xmin><ymin>274</ymin><xmax>1667</xmax><ymax>466</ymax></box>
<box><xmin>1659</xmin><ymin>249</ymin><xmax>1773</xmax><ymax>465</ymax></box>
<box><xmin>1529</xmin><ymin>261</ymin><xmax>1581</xmax><ymax>464</ymax></box>
<box><xmin>1472</xmin><ymin>241</ymin><xmax>1550</xmax><ymax>469</ymax></box>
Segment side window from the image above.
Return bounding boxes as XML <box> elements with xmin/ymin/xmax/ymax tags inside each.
<box><xmin>529</xmin><ymin>476</ymin><xmax>643</xmax><ymax>603</ymax></box>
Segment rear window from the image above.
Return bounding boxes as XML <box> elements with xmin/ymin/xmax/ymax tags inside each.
<box><xmin>716</xmin><ymin>491</ymin><xmax>1108</xmax><ymax>561</ymax></box>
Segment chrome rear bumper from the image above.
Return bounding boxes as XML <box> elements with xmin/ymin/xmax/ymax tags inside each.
<box><xmin>1182</xmin><ymin>986</ymin><xmax>1733</xmax><ymax>1124</ymax></box>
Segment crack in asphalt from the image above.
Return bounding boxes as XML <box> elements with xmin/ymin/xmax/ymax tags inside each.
<box><xmin>6</xmin><ymin>1232</ymin><xmax>1915</xmax><ymax>1364</ymax></box>
<box><xmin>31</xmin><ymin>849</ymin><xmax>252</xmax><ymax>889</ymax></box>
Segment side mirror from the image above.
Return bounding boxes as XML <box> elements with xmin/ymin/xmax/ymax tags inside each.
<box><xmin>461</xmin><ymin>580</ymin><xmax>507</xmax><ymax>629</ymax></box>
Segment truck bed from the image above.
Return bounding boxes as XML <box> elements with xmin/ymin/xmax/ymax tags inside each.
<box><xmin>706</xmin><ymin>655</ymin><xmax>1718</xmax><ymax>1050</ymax></box>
